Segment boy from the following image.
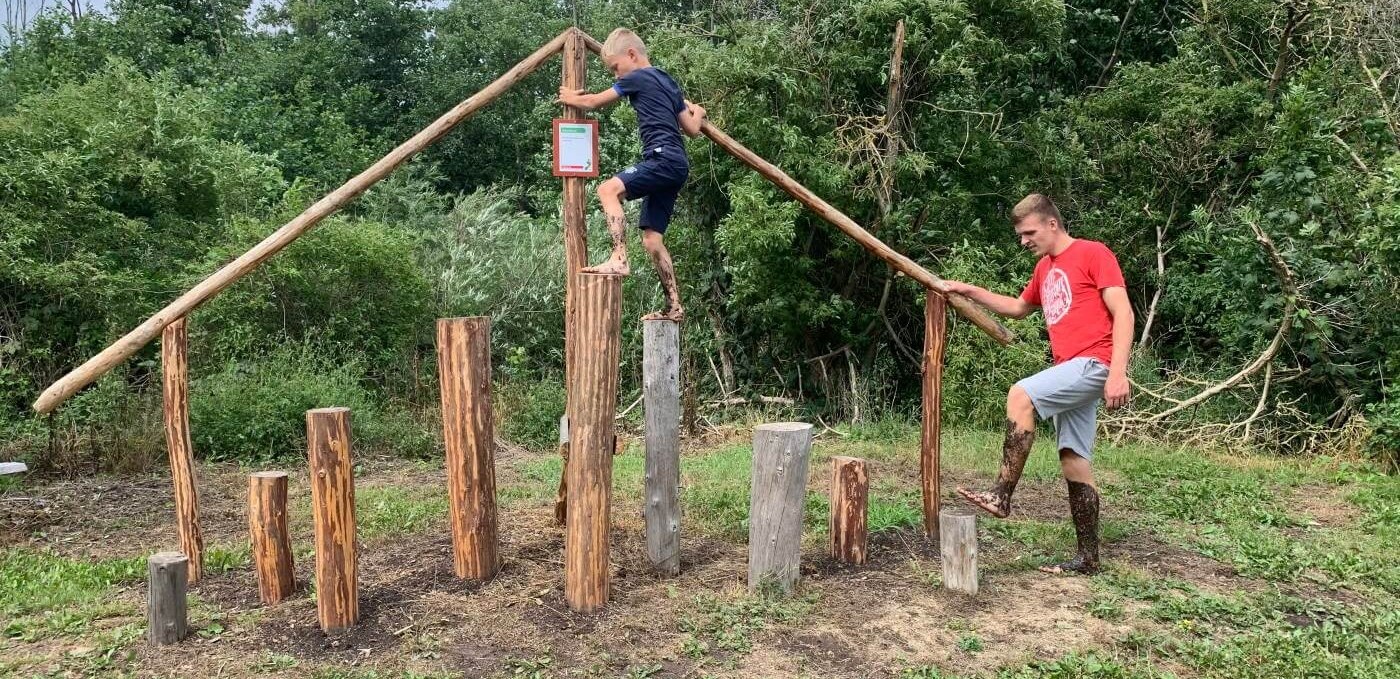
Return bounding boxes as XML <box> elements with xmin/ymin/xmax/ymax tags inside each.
<box><xmin>558</xmin><ymin>28</ymin><xmax>706</xmax><ymax>321</ymax></box>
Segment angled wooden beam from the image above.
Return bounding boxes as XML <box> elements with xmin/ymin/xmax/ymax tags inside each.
<box><xmin>33</xmin><ymin>30</ymin><xmax>571</xmax><ymax>414</ymax></box>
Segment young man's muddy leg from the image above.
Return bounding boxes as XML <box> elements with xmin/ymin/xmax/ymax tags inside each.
<box><xmin>641</xmin><ymin>229</ymin><xmax>683</xmax><ymax>321</ymax></box>
<box><xmin>584</xmin><ymin>177</ymin><xmax>630</xmax><ymax>275</ymax></box>
<box><xmin>1040</xmin><ymin>449</ymin><xmax>1100</xmax><ymax>575</ymax></box>
<box><xmin>957</xmin><ymin>385</ymin><xmax>1036</xmax><ymax>517</ymax></box>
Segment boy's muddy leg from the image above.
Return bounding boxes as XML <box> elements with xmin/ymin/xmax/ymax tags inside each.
<box><xmin>957</xmin><ymin>386</ymin><xmax>1036</xmax><ymax>518</ymax></box>
<box><xmin>584</xmin><ymin>178</ymin><xmax>630</xmax><ymax>275</ymax></box>
<box><xmin>1041</xmin><ymin>450</ymin><xmax>1101</xmax><ymax>575</ymax></box>
<box><xmin>641</xmin><ymin>229</ymin><xmax>683</xmax><ymax>321</ymax></box>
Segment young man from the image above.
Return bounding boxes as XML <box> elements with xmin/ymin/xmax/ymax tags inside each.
<box><xmin>943</xmin><ymin>194</ymin><xmax>1133</xmax><ymax>575</ymax></box>
<box><xmin>558</xmin><ymin>28</ymin><xmax>706</xmax><ymax>321</ymax></box>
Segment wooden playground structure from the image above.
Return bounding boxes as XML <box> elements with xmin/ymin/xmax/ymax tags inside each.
<box><xmin>31</xmin><ymin>28</ymin><xmax>1014</xmax><ymax>637</ymax></box>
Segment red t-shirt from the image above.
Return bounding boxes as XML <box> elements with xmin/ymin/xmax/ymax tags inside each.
<box><xmin>1019</xmin><ymin>239</ymin><xmax>1126</xmax><ymax>366</ymax></box>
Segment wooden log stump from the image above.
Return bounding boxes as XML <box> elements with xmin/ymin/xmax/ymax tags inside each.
<box><xmin>307</xmin><ymin>407</ymin><xmax>358</xmax><ymax>631</ymax></box>
<box><xmin>147</xmin><ymin>551</ymin><xmax>188</xmax><ymax>645</ymax></box>
<box><xmin>564</xmin><ymin>273</ymin><xmax>622</xmax><ymax>612</ymax></box>
<box><xmin>643</xmin><ymin>319</ymin><xmax>681</xmax><ymax>576</ymax></box>
<box><xmin>436</xmin><ymin>317</ymin><xmax>500</xmax><ymax>580</ymax></box>
<box><xmin>161</xmin><ymin>318</ymin><xmax>203</xmax><ymax>583</ymax></box>
<box><xmin>829</xmin><ymin>456</ymin><xmax>868</xmax><ymax>565</ymax></box>
<box><xmin>748</xmin><ymin>422</ymin><xmax>814</xmax><ymax>593</ymax></box>
<box><xmin>940</xmin><ymin>508</ymin><xmax>978</xmax><ymax>596</ymax></box>
<box><xmin>249</xmin><ymin>472</ymin><xmax>296</xmax><ymax>604</ymax></box>
<box><xmin>921</xmin><ymin>292</ymin><xmax>947</xmax><ymax>538</ymax></box>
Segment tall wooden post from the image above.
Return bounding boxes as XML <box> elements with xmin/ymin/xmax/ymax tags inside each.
<box><xmin>557</xmin><ymin>27</ymin><xmax>590</xmax><ymax>526</ymax></box>
<box><xmin>748</xmin><ymin>422</ymin><xmax>814</xmax><ymax>593</ymax></box>
<box><xmin>643</xmin><ymin>319</ymin><xmax>681</xmax><ymax>576</ymax></box>
<box><xmin>147</xmin><ymin>551</ymin><xmax>189</xmax><ymax>645</ymax></box>
<box><xmin>249</xmin><ymin>471</ymin><xmax>295</xmax><ymax>604</ymax></box>
<box><xmin>564</xmin><ymin>273</ymin><xmax>622</xmax><ymax>612</ymax></box>
<box><xmin>437</xmin><ymin>317</ymin><xmax>500</xmax><ymax>580</ymax></box>
<box><xmin>921</xmin><ymin>292</ymin><xmax>947</xmax><ymax>538</ymax></box>
<box><xmin>307</xmin><ymin>407</ymin><xmax>358</xmax><ymax>631</ymax></box>
<box><xmin>161</xmin><ymin>318</ymin><xmax>203</xmax><ymax>583</ymax></box>
<box><xmin>829</xmin><ymin>456</ymin><xmax>868</xmax><ymax>565</ymax></box>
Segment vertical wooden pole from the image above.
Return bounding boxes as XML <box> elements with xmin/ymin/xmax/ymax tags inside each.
<box><xmin>147</xmin><ymin>551</ymin><xmax>188</xmax><ymax>645</ymax></box>
<box><xmin>940</xmin><ymin>508</ymin><xmax>978</xmax><ymax>595</ymax></box>
<box><xmin>748</xmin><ymin>422</ymin><xmax>814</xmax><ymax>593</ymax></box>
<box><xmin>829</xmin><ymin>456</ymin><xmax>868</xmax><ymax>565</ymax></box>
<box><xmin>921</xmin><ymin>292</ymin><xmax>947</xmax><ymax>538</ymax></box>
<box><xmin>557</xmin><ymin>27</ymin><xmax>590</xmax><ymax>526</ymax></box>
<box><xmin>307</xmin><ymin>407</ymin><xmax>358</xmax><ymax>631</ymax></box>
<box><xmin>437</xmin><ymin>317</ymin><xmax>500</xmax><ymax>580</ymax></box>
<box><xmin>643</xmin><ymin>319</ymin><xmax>681</xmax><ymax>576</ymax></box>
<box><xmin>249</xmin><ymin>471</ymin><xmax>296</xmax><ymax>604</ymax></box>
<box><xmin>564</xmin><ymin>273</ymin><xmax>622</xmax><ymax>612</ymax></box>
<box><xmin>161</xmin><ymin>318</ymin><xmax>203</xmax><ymax>583</ymax></box>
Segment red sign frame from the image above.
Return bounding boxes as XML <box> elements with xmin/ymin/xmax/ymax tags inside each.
<box><xmin>552</xmin><ymin>119</ymin><xmax>600</xmax><ymax>178</ymax></box>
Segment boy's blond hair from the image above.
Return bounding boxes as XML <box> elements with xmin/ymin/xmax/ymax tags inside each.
<box><xmin>1011</xmin><ymin>193</ymin><xmax>1064</xmax><ymax>229</ymax></box>
<box><xmin>602</xmin><ymin>28</ymin><xmax>648</xmax><ymax>58</ymax></box>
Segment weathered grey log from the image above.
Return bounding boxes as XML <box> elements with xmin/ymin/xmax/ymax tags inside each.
<box><xmin>747</xmin><ymin>422</ymin><xmax>814</xmax><ymax>593</ymax></box>
<box><xmin>940</xmin><ymin>508</ymin><xmax>978</xmax><ymax>595</ymax></box>
<box><xmin>147</xmin><ymin>551</ymin><xmax>188</xmax><ymax>645</ymax></box>
<box><xmin>643</xmin><ymin>319</ymin><xmax>681</xmax><ymax>576</ymax></box>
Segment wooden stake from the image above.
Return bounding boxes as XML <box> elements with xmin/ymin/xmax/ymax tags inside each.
<box><xmin>643</xmin><ymin>319</ymin><xmax>681</xmax><ymax>576</ymax></box>
<box><xmin>939</xmin><ymin>508</ymin><xmax>978</xmax><ymax>595</ymax></box>
<box><xmin>147</xmin><ymin>551</ymin><xmax>188</xmax><ymax>646</ymax></box>
<box><xmin>33</xmin><ymin>30</ymin><xmax>572</xmax><ymax>414</ymax></box>
<box><xmin>307</xmin><ymin>407</ymin><xmax>358</xmax><ymax>631</ymax></box>
<box><xmin>436</xmin><ymin>317</ymin><xmax>500</xmax><ymax>580</ymax></box>
<box><xmin>829</xmin><ymin>456</ymin><xmax>868</xmax><ymax>565</ymax></box>
<box><xmin>557</xmin><ymin>27</ymin><xmax>589</xmax><ymax>527</ymax></box>
<box><xmin>748</xmin><ymin>422</ymin><xmax>814</xmax><ymax>593</ymax></box>
<box><xmin>564</xmin><ymin>273</ymin><xmax>623</xmax><ymax>612</ymax></box>
<box><xmin>160</xmin><ymin>318</ymin><xmax>203</xmax><ymax>583</ymax></box>
<box><xmin>921</xmin><ymin>292</ymin><xmax>947</xmax><ymax>538</ymax></box>
<box><xmin>554</xmin><ymin>416</ymin><xmax>568</xmax><ymax>525</ymax></box>
<box><xmin>248</xmin><ymin>471</ymin><xmax>295</xmax><ymax>604</ymax></box>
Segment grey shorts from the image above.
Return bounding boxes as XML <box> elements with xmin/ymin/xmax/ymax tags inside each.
<box><xmin>1015</xmin><ymin>357</ymin><xmax>1109</xmax><ymax>460</ymax></box>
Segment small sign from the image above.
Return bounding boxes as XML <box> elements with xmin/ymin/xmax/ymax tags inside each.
<box><xmin>553</xmin><ymin>118</ymin><xmax>600</xmax><ymax>178</ymax></box>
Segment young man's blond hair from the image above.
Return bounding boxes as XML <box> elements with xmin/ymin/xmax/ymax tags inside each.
<box><xmin>602</xmin><ymin>28</ymin><xmax>648</xmax><ymax>58</ymax></box>
<box><xmin>1011</xmin><ymin>193</ymin><xmax>1063</xmax><ymax>229</ymax></box>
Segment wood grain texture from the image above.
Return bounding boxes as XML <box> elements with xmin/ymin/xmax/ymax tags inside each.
<box><xmin>147</xmin><ymin>551</ymin><xmax>188</xmax><ymax>645</ymax></box>
<box><xmin>748</xmin><ymin>422</ymin><xmax>814</xmax><ymax>593</ymax></box>
<box><xmin>557</xmin><ymin>27</ymin><xmax>589</xmax><ymax>528</ymax></box>
<box><xmin>307</xmin><ymin>407</ymin><xmax>358</xmax><ymax>630</ymax></box>
<box><xmin>829</xmin><ymin>456</ymin><xmax>869</xmax><ymax>565</ymax></box>
<box><xmin>940</xmin><ymin>508</ymin><xmax>978</xmax><ymax>596</ymax></box>
<box><xmin>436</xmin><ymin>317</ymin><xmax>499</xmax><ymax>580</ymax></box>
<box><xmin>921</xmin><ymin>292</ymin><xmax>947</xmax><ymax>538</ymax></box>
<box><xmin>248</xmin><ymin>471</ymin><xmax>295</xmax><ymax>604</ymax></box>
<box><xmin>643</xmin><ymin>319</ymin><xmax>681</xmax><ymax>576</ymax></box>
<box><xmin>33</xmin><ymin>30</ymin><xmax>571</xmax><ymax>414</ymax></box>
<box><xmin>160</xmin><ymin>318</ymin><xmax>203</xmax><ymax>583</ymax></box>
<box><xmin>564</xmin><ymin>273</ymin><xmax>623</xmax><ymax>612</ymax></box>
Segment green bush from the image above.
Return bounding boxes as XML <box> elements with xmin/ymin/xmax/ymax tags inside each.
<box><xmin>496</xmin><ymin>378</ymin><xmax>565</xmax><ymax>451</ymax></box>
<box><xmin>1365</xmin><ymin>386</ymin><xmax>1400</xmax><ymax>472</ymax></box>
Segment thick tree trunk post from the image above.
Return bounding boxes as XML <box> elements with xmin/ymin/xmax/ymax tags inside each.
<box><xmin>921</xmin><ymin>293</ymin><xmax>947</xmax><ymax>538</ymax></box>
<box><xmin>643</xmin><ymin>319</ymin><xmax>681</xmax><ymax>576</ymax></box>
<box><xmin>564</xmin><ymin>273</ymin><xmax>623</xmax><ymax>612</ymax></box>
<box><xmin>307</xmin><ymin>407</ymin><xmax>358</xmax><ymax>631</ymax></box>
<box><xmin>161</xmin><ymin>318</ymin><xmax>204</xmax><ymax>583</ymax></box>
<box><xmin>248</xmin><ymin>471</ymin><xmax>295</xmax><ymax>604</ymax></box>
<box><xmin>557</xmin><ymin>28</ymin><xmax>589</xmax><ymax>527</ymax></box>
<box><xmin>436</xmin><ymin>317</ymin><xmax>500</xmax><ymax>580</ymax></box>
<box><xmin>747</xmin><ymin>422</ymin><xmax>814</xmax><ymax>593</ymax></box>
<box><xmin>829</xmin><ymin>456</ymin><xmax>868</xmax><ymax>565</ymax></box>
<box><xmin>939</xmin><ymin>508</ymin><xmax>978</xmax><ymax>596</ymax></box>
<box><xmin>147</xmin><ymin>551</ymin><xmax>189</xmax><ymax>646</ymax></box>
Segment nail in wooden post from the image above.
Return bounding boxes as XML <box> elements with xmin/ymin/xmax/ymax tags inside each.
<box><xmin>921</xmin><ymin>292</ymin><xmax>947</xmax><ymax>538</ymax></box>
<box><xmin>940</xmin><ymin>508</ymin><xmax>978</xmax><ymax>596</ymax></box>
<box><xmin>564</xmin><ymin>273</ymin><xmax>622</xmax><ymax>612</ymax></box>
<box><xmin>249</xmin><ymin>471</ymin><xmax>295</xmax><ymax>604</ymax></box>
<box><xmin>643</xmin><ymin>319</ymin><xmax>681</xmax><ymax>576</ymax></box>
<box><xmin>748</xmin><ymin>422</ymin><xmax>814</xmax><ymax>593</ymax></box>
<box><xmin>147</xmin><ymin>551</ymin><xmax>188</xmax><ymax>645</ymax></box>
<box><xmin>307</xmin><ymin>407</ymin><xmax>358</xmax><ymax>631</ymax></box>
<box><xmin>436</xmin><ymin>317</ymin><xmax>500</xmax><ymax>580</ymax></box>
<box><xmin>829</xmin><ymin>456</ymin><xmax>868</xmax><ymax>565</ymax></box>
<box><xmin>161</xmin><ymin>318</ymin><xmax>204</xmax><ymax>583</ymax></box>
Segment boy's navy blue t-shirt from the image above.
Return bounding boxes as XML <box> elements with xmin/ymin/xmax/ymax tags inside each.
<box><xmin>612</xmin><ymin>67</ymin><xmax>686</xmax><ymax>154</ymax></box>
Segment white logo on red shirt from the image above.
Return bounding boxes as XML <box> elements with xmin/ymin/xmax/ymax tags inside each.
<box><xmin>1042</xmin><ymin>267</ymin><xmax>1072</xmax><ymax>326</ymax></box>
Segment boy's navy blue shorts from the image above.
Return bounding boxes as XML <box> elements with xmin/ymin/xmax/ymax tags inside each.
<box><xmin>617</xmin><ymin>146</ymin><xmax>689</xmax><ymax>235</ymax></box>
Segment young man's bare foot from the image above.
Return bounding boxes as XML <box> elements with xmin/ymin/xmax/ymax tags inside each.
<box><xmin>582</xmin><ymin>257</ymin><xmax>630</xmax><ymax>276</ymax></box>
<box><xmin>956</xmin><ymin>487</ymin><xmax>1010</xmax><ymax>518</ymax></box>
<box><xmin>641</xmin><ymin>307</ymin><xmax>684</xmax><ymax>322</ymax></box>
<box><xmin>1038</xmin><ymin>555</ymin><xmax>1099</xmax><ymax>576</ymax></box>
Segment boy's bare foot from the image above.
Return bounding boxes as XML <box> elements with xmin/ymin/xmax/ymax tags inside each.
<box><xmin>1038</xmin><ymin>555</ymin><xmax>1099</xmax><ymax>575</ymax></box>
<box><xmin>641</xmin><ymin>307</ymin><xmax>684</xmax><ymax>322</ymax></box>
<box><xmin>582</xmin><ymin>257</ymin><xmax>629</xmax><ymax>276</ymax></box>
<box><xmin>956</xmin><ymin>487</ymin><xmax>1011</xmax><ymax>518</ymax></box>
